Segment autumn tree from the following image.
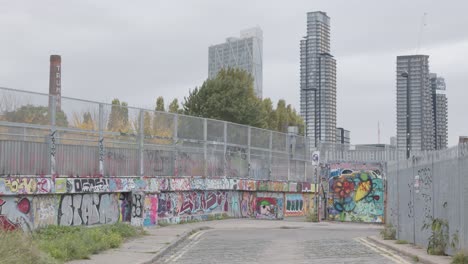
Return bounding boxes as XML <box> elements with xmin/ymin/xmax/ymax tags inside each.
<box><xmin>168</xmin><ymin>98</ymin><xmax>182</xmax><ymax>114</ymax></box>
<box><xmin>107</xmin><ymin>99</ymin><xmax>130</xmax><ymax>132</ymax></box>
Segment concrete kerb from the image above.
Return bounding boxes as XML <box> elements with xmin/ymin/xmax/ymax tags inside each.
<box><xmin>367</xmin><ymin>236</ymin><xmax>452</xmax><ymax>264</ymax></box>
<box><xmin>143</xmin><ymin>226</ymin><xmax>211</xmax><ymax>264</ymax></box>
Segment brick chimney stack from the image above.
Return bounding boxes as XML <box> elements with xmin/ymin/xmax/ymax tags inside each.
<box><xmin>49</xmin><ymin>55</ymin><xmax>62</xmax><ymax>111</ymax></box>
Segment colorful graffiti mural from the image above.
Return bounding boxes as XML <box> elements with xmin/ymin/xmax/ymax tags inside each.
<box><xmin>256</xmin><ymin>193</ymin><xmax>284</xmax><ymax>220</ymax></box>
<box><xmin>327</xmin><ymin>163</ymin><xmax>384</xmax><ymax>223</ymax></box>
<box><xmin>157</xmin><ymin>191</ymin><xmax>229</xmax><ymax>223</ymax></box>
<box><xmin>0</xmin><ymin>196</ymin><xmax>32</xmax><ymax>231</ymax></box>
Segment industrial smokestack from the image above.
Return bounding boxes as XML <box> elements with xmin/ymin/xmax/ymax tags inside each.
<box><xmin>49</xmin><ymin>55</ymin><xmax>62</xmax><ymax>111</ymax></box>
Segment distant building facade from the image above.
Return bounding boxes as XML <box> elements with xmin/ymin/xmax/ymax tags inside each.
<box><xmin>208</xmin><ymin>27</ymin><xmax>263</xmax><ymax>98</ymax></box>
<box><xmin>396</xmin><ymin>55</ymin><xmax>435</xmax><ymax>153</ymax></box>
<box><xmin>430</xmin><ymin>73</ymin><xmax>448</xmax><ymax>149</ymax></box>
<box><xmin>300</xmin><ymin>11</ymin><xmax>337</xmax><ymax>147</ymax></box>
<box><xmin>336</xmin><ymin>127</ymin><xmax>350</xmax><ymax>145</ymax></box>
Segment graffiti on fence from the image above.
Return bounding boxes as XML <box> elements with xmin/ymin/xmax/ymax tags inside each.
<box><xmin>225</xmin><ymin>146</ymin><xmax>248</xmax><ymax>177</ymax></box>
<box><xmin>285</xmin><ymin>194</ymin><xmax>304</xmax><ymax>217</ymax></box>
<box><xmin>72</xmin><ymin>178</ymin><xmax>110</xmax><ymax>193</ymax></box>
<box><xmin>328</xmin><ymin>167</ymin><xmax>384</xmax><ymax>223</ymax></box>
<box><xmin>417</xmin><ymin>167</ymin><xmax>433</xmax><ymax>222</ymax></box>
<box><xmin>256</xmin><ymin>192</ymin><xmax>284</xmax><ymax>220</ymax></box>
<box><xmin>206</xmin><ymin>178</ymin><xmax>231</xmax><ymax>190</ymax></box>
<box><xmin>157</xmin><ymin>191</ymin><xmax>228</xmax><ymax>223</ymax></box>
<box><xmin>237</xmin><ymin>180</ymin><xmax>257</xmax><ymax>191</ymax></box>
<box><xmin>170</xmin><ymin>178</ymin><xmax>191</xmax><ymax>191</ymax></box>
<box><xmin>0</xmin><ymin>197</ymin><xmax>32</xmax><ymax>231</ymax></box>
<box><xmin>58</xmin><ymin>193</ymin><xmax>120</xmax><ymax>226</ymax></box>
<box><xmin>240</xmin><ymin>192</ymin><xmax>256</xmax><ymax>218</ymax></box>
<box><xmin>131</xmin><ymin>192</ymin><xmax>144</xmax><ymax>226</ymax></box>
<box><xmin>0</xmin><ymin>177</ymin><xmax>53</xmax><ymax>194</ymax></box>
<box><xmin>32</xmin><ymin>196</ymin><xmax>57</xmax><ymax>228</ymax></box>
<box><xmin>175</xmin><ymin>152</ymin><xmax>204</xmax><ymax>177</ymax></box>
<box><xmin>143</xmin><ymin>194</ymin><xmax>158</xmax><ymax>226</ymax></box>
<box><xmin>144</xmin><ymin>150</ymin><xmax>173</xmax><ymax>176</ymax></box>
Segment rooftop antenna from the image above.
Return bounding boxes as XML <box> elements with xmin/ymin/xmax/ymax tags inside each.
<box><xmin>416</xmin><ymin>12</ymin><xmax>428</xmax><ymax>54</ymax></box>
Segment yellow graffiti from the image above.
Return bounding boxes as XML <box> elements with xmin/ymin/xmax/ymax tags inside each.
<box><xmin>5</xmin><ymin>178</ymin><xmax>37</xmax><ymax>194</ymax></box>
<box><xmin>354</xmin><ymin>181</ymin><xmax>371</xmax><ymax>201</ymax></box>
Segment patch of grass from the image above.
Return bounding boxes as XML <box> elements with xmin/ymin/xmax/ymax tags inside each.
<box><xmin>396</xmin><ymin>240</ymin><xmax>409</xmax><ymax>244</ymax></box>
<box><xmin>0</xmin><ymin>229</ymin><xmax>58</xmax><ymax>264</ymax></box>
<box><xmin>412</xmin><ymin>255</ymin><xmax>419</xmax><ymax>262</ymax></box>
<box><xmin>33</xmin><ymin>223</ymin><xmax>145</xmax><ymax>262</ymax></box>
<box><xmin>380</xmin><ymin>224</ymin><xmax>396</xmax><ymax>240</ymax></box>
<box><xmin>305</xmin><ymin>211</ymin><xmax>319</xmax><ymax>222</ymax></box>
<box><xmin>452</xmin><ymin>250</ymin><xmax>468</xmax><ymax>264</ymax></box>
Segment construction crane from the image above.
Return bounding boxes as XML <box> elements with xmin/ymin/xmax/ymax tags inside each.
<box><xmin>415</xmin><ymin>12</ymin><xmax>428</xmax><ymax>54</ymax></box>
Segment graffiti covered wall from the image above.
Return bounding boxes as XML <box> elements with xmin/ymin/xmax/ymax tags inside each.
<box><xmin>0</xmin><ymin>175</ymin><xmax>316</xmax><ymax>230</ymax></box>
<box><xmin>327</xmin><ymin>162</ymin><xmax>385</xmax><ymax>223</ymax></box>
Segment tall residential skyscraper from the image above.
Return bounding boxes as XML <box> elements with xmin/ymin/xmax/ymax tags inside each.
<box><xmin>300</xmin><ymin>11</ymin><xmax>337</xmax><ymax>147</ymax></box>
<box><xmin>208</xmin><ymin>27</ymin><xmax>263</xmax><ymax>98</ymax></box>
<box><xmin>430</xmin><ymin>73</ymin><xmax>448</xmax><ymax>149</ymax></box>
<box><xmin>396</xmin><ymin>55</ymin><xmax>435</xmax><ymax>155</ymax></box>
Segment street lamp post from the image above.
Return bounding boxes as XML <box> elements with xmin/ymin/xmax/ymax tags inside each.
<box><xmin>401</xmin><ymin>71</ymin><xmax>410</xmax><ymax>159</ymax></box>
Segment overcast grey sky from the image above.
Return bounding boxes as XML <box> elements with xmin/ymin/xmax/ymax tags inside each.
<box><xmin>1</xmin><ymin>0</ymin><xmax>467</xmax><ymax>146</ymax></box>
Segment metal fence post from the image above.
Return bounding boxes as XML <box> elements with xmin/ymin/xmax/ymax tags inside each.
<box><xmin>286</xmin><ymin>133</ymin><xmax>290</xmax><ymax>182</ymax></box>
<box><xmin>203</xmin><ymin>118</ymin><xmax>207</xmax><ymax>177</ymax></box>
<box><xmin>269</xmin><ymin>131</ymin><xmax>273</xmax><ymax>181</ymax></box>
<box><xmin>139</xmin><ymin>109</ymin><xmax>144</xmax><ymax>176</ymax></box>
<box><xmin>98</xmin><ymin>103</ymin><xmax>104</xmax><ymax>176</ymax></box>
<box><xmin>247</xmin><ymin>127</ymin><xmax>251</xmax><ymax>179</ymax></box>
<box><xmin>223</xmin><ymin>121</ymin><xmax>227</xmax><ymax>177</ymax></box>
<box><xmin>49</xmin><ymin>95</ymin><xmax>57</xmax><ymax>175</ymax></box>
<box><xmin>173</xmin><ymin>114</ymin><xmax>178</xmax><ymax>176</ymax></box>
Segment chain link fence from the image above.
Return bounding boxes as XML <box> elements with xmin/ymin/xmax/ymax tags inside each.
<box><xmin>0</xmin><ymin>87</ymin><xmax>319</xmax><ymax>181</ymax></box>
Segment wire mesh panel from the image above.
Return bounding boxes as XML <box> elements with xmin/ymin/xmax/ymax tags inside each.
<box><xmin>250</xmin><ymin>149</ymin><xmax>270</xmax><ymax>180</ymax></box>
<box><xmin>174</xmin><ymin>141</ymin><xmax>204</xmax><ymax>177</ymax></box>
<box><xmin>227</xmin><ymin>123</ymin><xmax>248</xmax><ymax>146</ymax></box>
<box><xmin>250</xmin><ymin>127</ymin><xmax>270</xmax><ymax>149</ymax></box>
<box><xmin>178</xmin><ymin>115</ymin><xmax>204</xmax><ymax>141</ymax></box>
<box><xmin>272</xmin><ymin>131</ymin><xmax>287</xmax><ymax>152</ymax></box>
<box><xmin>271</xmin><ymin>153</ymin><xmax>288</xmax><ymax>181</ymax></box>
<box><xmin>0</xmin><ymin>88</ymin><xmax>53</xmax><ymax>126</ymax></box>
<box><xmin>225</xmin><ymin>145</ymin><xmax>248</xmax><ymax>178</ymax></box>
<box><xmin>207</xmin><ymin>119</ymin><xmax>224</xmax><ymax>142</ymax></box>
<box><xmin>146</xmin><ymin>111</ymin><xmax>175</xmax><ymax>145</ymax></box>
<box><xmin>143</xmin><ymin>145</ymin><xmax>174</xmax><ymax>176</ymax></box>
<box><xmin>206</xmin><ymin>143</ymin><xmax>224</xmax><ymax>177</ymax></box>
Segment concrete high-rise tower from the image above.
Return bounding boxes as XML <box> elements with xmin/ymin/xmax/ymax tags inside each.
<box><xmin>300</xmin><ymin>11</ymin><xmax>337</xmax><ymax>147</ymax></box>
<box><xmin>208</xmin><ymin>27</ymin><xmax>263</xmax><ymax>98</ymax></box>
<box><xmin>396</xmin><ymin>55</ymin><xmax>435</xmax><ymax>156</ymax></box>
<box><xmin>49</xmin><ymin>55</ymin><xmax>62</xmax><ymax>111</ymax></box>
<box><xmin>430</xmin><ymin>73</ymin><xmax>448</xmax><ymax>149</ymax></box>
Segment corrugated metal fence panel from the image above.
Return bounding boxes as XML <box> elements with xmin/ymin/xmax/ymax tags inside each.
<box><xmin>0</xmin><ymin>140</ymin><xmax>49</xmax><ymax>175</ymax></box>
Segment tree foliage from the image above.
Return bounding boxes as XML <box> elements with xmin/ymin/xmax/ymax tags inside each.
<box><xmin>107</xmin><ymin>99</ymin><xmax>130</xmax><ymax>132</ymax></box>
<box><xmin>168</xmin><ymin>98</ymin><xmax>182</xmax><ymax>114</ymax></box>
<box><xmin>182</xmin><ymin>68</ymin><xmax>304</xmax><ymax>135</ymax></box>
<box><xmin>4</xmin><ymin>105</ymin><xmax>68</xmax><ymax>127</ymax></box>
<box><xmin>155</xmin><ymin>97</ymin><xmax>165</xmax><ymax>112</ymax></box>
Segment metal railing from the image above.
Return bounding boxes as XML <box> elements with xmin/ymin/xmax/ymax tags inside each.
<box><xmin>0</xmin><ymin>87</ymin><xmax>315</xmax><ymax>181</ymax></box>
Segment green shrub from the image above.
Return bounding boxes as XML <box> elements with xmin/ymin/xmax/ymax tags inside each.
<box><xmin>422</xmin><ymin>218</ymin><xmax>448</xmax><ymax>255</ymax></box>
<box><xmin>396</xmin><ymin>240</ymin><xmax>408</xmax><ymax>244</ymax></box>
<box><xmin>34</xmin><ymin>223</ymin><xmax>145</xmax><ymax>262</ymax></box>
<box><xmin>380</xmin><ymin>224</ymin><xmax>396</xmax><ymax>240</ymax></box>
<box><xmin>452</xmin><ymin>250</ymin><xmax>468</xmax><ymax>264</ymax></box>
<box><xmin>306</xmin><ymin>211</ymin><xmax>319</xmax><ymax>222</ymax></box>
<box><xmin>0</xmin><ymin>229</ymin><xmax>57</xmax><ymax>264</ymax></box>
